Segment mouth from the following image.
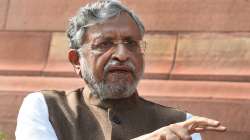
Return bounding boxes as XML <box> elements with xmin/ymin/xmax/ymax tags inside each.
<box><xmin>108</xmin><ymin>66</ymin><xmax>132</xmax><ymax>74</ymax></box>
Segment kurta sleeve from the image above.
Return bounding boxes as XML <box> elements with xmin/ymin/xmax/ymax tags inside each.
<box><xmin>15</xmin><ymin>92</ymin><xmax>58</xmax><ymax>140</ymax></box>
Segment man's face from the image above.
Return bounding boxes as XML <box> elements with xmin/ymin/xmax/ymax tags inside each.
<box><xmin>78</xmin><ymin>12</ymin><xmax>145</xmax><ymax>100</ymax></box>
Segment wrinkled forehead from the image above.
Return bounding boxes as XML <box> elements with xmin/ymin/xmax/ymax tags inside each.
<box><xmin>84</xmin><ymin>12</ymin><xmax>143</xmax><ymax>43</ymax></box>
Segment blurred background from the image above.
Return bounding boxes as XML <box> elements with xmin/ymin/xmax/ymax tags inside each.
<box><xmin>1</xmin><ymin>0</ymin><xmax>250</xmax><ymax>140</ymax></box>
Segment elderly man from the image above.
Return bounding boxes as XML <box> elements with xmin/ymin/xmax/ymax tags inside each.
<box><xmin>15</xmin><ymin>0</ymin><xmax>226</xmax><ymax>140</ymax></box>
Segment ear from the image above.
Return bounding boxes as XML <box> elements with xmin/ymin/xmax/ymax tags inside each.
<box><xmin>68</xmin><ymin>49</ymin><xmax>83</xmax><ymax>77</ymax></box>
<box><xmin>68</xmin><ymin>49</ymin><xmax>80</xmax><ymax>66</ymax></box>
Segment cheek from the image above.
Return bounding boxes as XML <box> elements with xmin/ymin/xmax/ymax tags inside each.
<box><xmin>79</xmin><ymin>49</ymin><xmax>99</xmax><ymax>79</ymax></box>
<box><xmin>91</xmin><ymin>52</ymin><xmax>111</xmax><ymax>81</ymax></box>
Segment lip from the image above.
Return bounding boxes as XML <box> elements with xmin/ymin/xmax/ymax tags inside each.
<box><xmin>108</xmin><ymin>66</ymin><xmax>132</xmax><ymax>73</ymax></box>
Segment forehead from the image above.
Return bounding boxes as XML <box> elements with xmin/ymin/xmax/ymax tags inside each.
<box><xmin>85</xmin><ymin>12</ymin><xmax>142</xmax><ymax>41</ymax></box>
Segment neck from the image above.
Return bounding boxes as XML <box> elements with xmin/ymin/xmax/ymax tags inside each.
<box><xmin>82</xmin><ymin>85</ymin><xmax>139</xmax><ymax>110</ymax></box>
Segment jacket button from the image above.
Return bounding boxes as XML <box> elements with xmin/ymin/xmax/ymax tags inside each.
<box><xmin>112</xmin><ymin>116</ymin><xmax>121</xmax><ymax>124</ymax></box>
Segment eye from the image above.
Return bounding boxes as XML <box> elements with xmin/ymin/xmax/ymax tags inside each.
<box><xmin>93</xmin><ymin>40</ymin><xmax>114</xmax><ymax>51</ymax></box>
<box><xmin>124</xmin><ymin>40</ymin><xmax>138</xmax><ymax>47</ymax></box>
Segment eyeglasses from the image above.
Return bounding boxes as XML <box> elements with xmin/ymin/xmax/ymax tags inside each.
<box><xmin>82</xmin><ymin>39</ymin><xmax>146</xmax><ymax>54</ymax></box>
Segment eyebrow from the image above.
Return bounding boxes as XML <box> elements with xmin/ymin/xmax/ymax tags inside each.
<box><xmin>122</xmin><ymin>36</ymin><xmax>135</xmax><ymax>40</ymax></box>
<box><xmin>91</xmin><ymin>32</ymin><xmax>139</xmax><ymax>42</ymax></box>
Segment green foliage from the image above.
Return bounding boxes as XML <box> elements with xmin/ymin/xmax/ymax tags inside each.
<box><xmin>0</xmin><ymin>131</ymin><xmax>6</xmax><ymax>140</ymax></box>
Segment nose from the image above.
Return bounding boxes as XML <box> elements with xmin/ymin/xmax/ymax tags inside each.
<box><xmin>111</xmin><ymin>44</ymin><xmax>130</xmax><ymax>62</ymax></box>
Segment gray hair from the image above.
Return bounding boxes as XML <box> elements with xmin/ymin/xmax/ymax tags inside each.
<box><xmin>66</xmin><ymin>0</ymin><xmax>145</xmax><ymax>49</ymax></box>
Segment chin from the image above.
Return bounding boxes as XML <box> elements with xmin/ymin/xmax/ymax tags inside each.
<box><xmin>98</xmin><ymin>81</ymin><xmax>137</xmax><ymax>100</ymax></box>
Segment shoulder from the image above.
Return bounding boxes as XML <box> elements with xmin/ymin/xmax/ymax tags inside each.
<box><xmin>16</xmin><ymin>92</ymin><xmax>58</xmax><ymax>140</ymax></box>
<box><xmin>40</xmin><ymin>88</ymin><xmax>82</xmax><ymax>102</ymax></box>
<box><xmin>17</xmin><ymin>92</ymin><xmax>49</xmax><ymax>124</ymax></box>
<box><xmin>19</xmin><ymin>92</ymin><xmax>48</xmax><ymax>115</ymax></box>
<box><xmin>23</xmin><ymin>91</ymin><xmax>45</xmax><ymax>103</ymax></box>
<box><xmin>40</xmin><ymin>89</ymin><xmax>66</xmax><ymax>101</ymax></box>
